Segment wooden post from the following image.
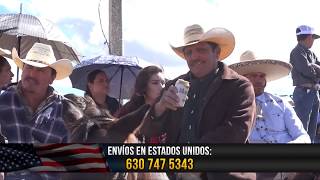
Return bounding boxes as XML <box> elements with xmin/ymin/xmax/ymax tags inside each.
<box><xmin>109</xmin><ymin>0</ymin><xmax>122</xmax><ymax>56</ymax></box>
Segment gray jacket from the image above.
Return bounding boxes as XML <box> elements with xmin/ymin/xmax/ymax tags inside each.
<box><xmin>290</xmin><ymin>43</ymin><xmax>320</xmax><ymax>86</ymax></box>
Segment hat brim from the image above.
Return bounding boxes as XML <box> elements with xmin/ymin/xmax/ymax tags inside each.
<box><xmin>229</xmin><ymin>59</ymin><xmax>292</xmax><ymax>82</ymax></box>
<box><xmin>313</xmin><ymin>34</ymin><xmax>320</xmax><ymax>39</ymax></box>
<box><xmin>170</xmin><ymin>27</ymin><xmax>235</xmax><ymax>61</ymax></box>
<box><xmin>12</xmin><ymin>48</ymin><xmax>73</xmax><ymax>80</ymax></box>
<box><xmin>0</xmin><ymin>48</ymin><xmax>10</xmax><ymax>56</ymax></box>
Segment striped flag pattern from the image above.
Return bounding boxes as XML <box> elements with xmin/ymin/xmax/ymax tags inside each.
<box><xmin>0</xmin><ymin>144</ymin><xmax>110</xmax><ymax>172</ymax></box>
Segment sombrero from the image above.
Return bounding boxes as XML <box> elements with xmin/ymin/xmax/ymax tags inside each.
<box><xmin>229</xmin><ymin>50</ymin><xmax>292</xmax><ymax>82</ymax></box>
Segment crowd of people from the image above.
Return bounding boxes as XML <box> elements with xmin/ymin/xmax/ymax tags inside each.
<box><xmin>0</xmin><ymin>23</ymin><xmax>319</xmax><ymax>180</ymax></box>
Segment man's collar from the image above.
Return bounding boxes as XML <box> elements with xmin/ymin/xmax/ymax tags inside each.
<box><xmin>256</xmin><ymin>92</ymin><xmax>266</xmax><ymax>102</ymax></box>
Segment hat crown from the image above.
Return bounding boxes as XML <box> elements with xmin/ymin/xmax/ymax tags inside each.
<box><xmin>184</xmin><ymin>24</ymin><xmax>204</xmax><ymax>44</ymax></box>
<box><xmin>171</xmin><ymin>24</ymin><xmax>235</xmax><ymax>61</ymax></box>
<box><xmin>296</xmin><ymin>25</ymin><xmax>314</xmax><ymax>35</ymax></box>
<box><xmin>240</xmin><ymin>50</ymin><xmax>256</xmax><ymax>61</ymax></box>
<box><xmin>25</xmin><ymin>43</ymin><xmax>56</xmax><ymax>65</ymax></box>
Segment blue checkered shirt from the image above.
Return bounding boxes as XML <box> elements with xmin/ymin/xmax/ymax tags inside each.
<box><xmin>0</xmin><ymin>84</ymin><xmax>69</xmax><ymax>143</ymax></box>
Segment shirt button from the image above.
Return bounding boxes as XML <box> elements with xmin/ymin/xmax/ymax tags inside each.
<box><xmin>193</xmin><ymin>94</ymin><xmax>196</xmax><ymax>98</ymax></box>
<box><xmin>190</xmin><ymin>110</ymin><xmax>194</xmax><ymax>114</ymax></box>
<box><xmin>189</xmin><ymin>125</ymin><xmax>192</xmax><ymax>130</ymax></box>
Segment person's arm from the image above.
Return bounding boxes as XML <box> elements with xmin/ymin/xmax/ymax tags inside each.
<box><xmin>137</xmin><ymin>104</ymin><xmax>171</xmax><ymax>138</ymax></box>
<box><xmin>291</xmin><ymin>50</ymin><xmax>319</xmax><ymax>79</ymax></box>
<box><xmin>106</xmin><ymin>104</ymin><xmax>151</xmax><ymax>143</ymax></box>
<box><xmin>310</xmin><ymin>63</ymin><xmax>320</xmax><ymax>77</ymax></box>
<box><xmin>199</xmin><ymin>80</ymin><xmax>256</xmax><ymax>143</ymax></box>
<box><xmin>283</xmin><ymin>101</ymin><xmax>311</xmax><ymax>143</ymax></box>
<box><xmin>137</xmin><ymin>85</ymin><xmax>180</xmax><ymax>138</ymax></box>
<box><xmin>310</xmin><ymin>53</ymin><xmax>320</xmax><ymax>77</ymax></box>
<box><xmin>154</xmin><ymin>85</ymin><xmax>180</xmax><ymax>116</ymax></box>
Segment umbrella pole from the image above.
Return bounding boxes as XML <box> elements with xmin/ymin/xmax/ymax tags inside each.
<box><xmin>119</xmin><ymin>66</ymin><xmax>124</xmax><ymax>104</ymax></box>
<box><xmin>16</xmin><ymin>36</ymin><xmax>21</xmax><ymax>82</ymax></box>
<box><xmin>16</xmin><ymin>9</ymin><xmax>23</xmax><ymax>83</ymax></box>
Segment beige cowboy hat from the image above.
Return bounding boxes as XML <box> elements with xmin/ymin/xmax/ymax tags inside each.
<box><xmin>0</xmin><ymin>47</ymin><xmax>12</xmax><ymax>61</ymax></box>
<box><xmin>170</xmin><ymin>24</ymin><xmax>235</xmax><ymax>61</ymax></box>
<box><xmin>0</xmin><ymin>48</ymin><xmax>10</xmax><ymax>56</ymax></box>
<box><xmin>229</xmin><ymin>50</ymin><xmax>292</xmax><ymax>82</ymax></box>
<box><xmin>12</xmin><ymin>42</ymin><xmax>73</xmax><ymax>80</ymax></box>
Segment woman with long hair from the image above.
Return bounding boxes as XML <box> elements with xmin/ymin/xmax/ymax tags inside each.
<box><xmin>116</xmin><ymin>65</ymin><xmax>166</xmax><ymax>143</ymax></box>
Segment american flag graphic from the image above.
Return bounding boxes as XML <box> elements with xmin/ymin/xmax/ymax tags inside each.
<box><xmin>0</xmin><ymin>144</ymin><xmax>109</xmax><ymax>172</ymax></box>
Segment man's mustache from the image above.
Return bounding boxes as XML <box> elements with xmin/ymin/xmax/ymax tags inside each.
<box><xmin>254</xmin><ymin>82</ymin><xmax>265</xmax><ymax>88</ymax></box>
<box><xmin>24</xmin><ymin>77</ymin><xmax>39</xmax><ymax>85</ymax></box>
<box><xmin>189</xmin><ymin>59</ymin><xmax>202</xmax><ymax>66</ymax></box>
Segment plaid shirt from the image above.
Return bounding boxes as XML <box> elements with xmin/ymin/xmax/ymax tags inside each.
<box><xmin>0</xmin><ymin>83</ymin><xmax>69</xmax><ymax>143</ymax></box>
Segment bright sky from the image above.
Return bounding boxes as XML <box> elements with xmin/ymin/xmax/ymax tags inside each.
<box><xmin>1</xmin><ymin>0</ymin><xmax>320</xmax><ymax>95</ymax></box>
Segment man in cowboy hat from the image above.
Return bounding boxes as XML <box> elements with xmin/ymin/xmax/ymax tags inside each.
<box><xmin>140</xmin><ymin>24</ymin><xmax>256</xmax><ymax>179</ymax></box>
<box><xmin>230</xmin><ymin>50</ymin><xmax>311</xmax><ymax>180</ymax></box>
<box><xmin>0</xmin><ymin>42</ymin><xmax>73</xmax><ymax>176</ymax></box>
<box><xmin>0</xmin><ymin>42</ymin><xmax>73</xmax><ymax>143</ymax></box>
<box><xmin>290</xmin><ymin>25</ymin><xmax>320</xmax><ymax>143</ymax></box>
<box><xmin>0</xmin><ymin>42</ymin><xmax>73</xmax><ymax>179</ymax></box>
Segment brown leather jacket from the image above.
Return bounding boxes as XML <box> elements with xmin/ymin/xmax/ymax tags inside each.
<box><xmin>141</xmin><ymin>62</ymin><xmax>256</xmax><ymax>179</ymax></box>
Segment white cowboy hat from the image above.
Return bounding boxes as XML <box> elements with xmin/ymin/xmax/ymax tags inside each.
<box><xmin>0</xmin><ymin>47</ymin><xmax>12</xmax><ymax>61</ymax></box>
<box><xmin>12</xmin><ymin>42</ymin><xmax>73</xmax><ymax>80</ymax></box>
<box><xmin>229</xmin><ymin>50</ymin><xmax>292</xmax><ymax>82</ymax></box>
<box><xmin>0</xmin><ymin>48</ymin><xmax>10</xmax><ymax>56</ymax></box>
<box><xmin>170</xmin><ymin>24</ymin><xmax>235</xmax><ymax>61</ymax></box>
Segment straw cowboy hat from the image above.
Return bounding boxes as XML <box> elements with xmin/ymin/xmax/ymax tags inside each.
<box><xmin>170</xmin><ymin>24</ymin><xmax>235</xmax><ymax>61</ymax></box>
<box><xmin>229</xmin><ymin>50</ymin><xmax>292</xmax><ymax>82</ymax></box>
<box><xmin>12</xmin><ymin>43</ymin><xmax>73</xmax><ymax>80</ymax></box>
<box><xmin>0</xmin><ymin>48</ymin><xmax>10</xmax><ymax>56</ymax></box>
<box><xmin>0</xmin><ymin>47</ymin><xmax>12</xmax><ymax>61</ymax></box>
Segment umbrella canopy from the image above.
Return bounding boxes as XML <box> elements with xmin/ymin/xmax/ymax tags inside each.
<box><xmin>0</xmin><ymin>13</ymin><xmax>81</xmax><ymax>80</ymax></box>
<box><xmin>70</xmin><ymin>55</ymin><xmax>143</xmax><ymax>101</ymax></box>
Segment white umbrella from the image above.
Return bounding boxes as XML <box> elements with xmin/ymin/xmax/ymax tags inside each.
<box><xmin>70</xmin><ymin>55</ymin><xmax>143</xmax><ymax>101</ymax></box>
<box><xmin>0</xmin><ymin>13</ymin><xmax>81</xmax><ymax>81</ymax></box>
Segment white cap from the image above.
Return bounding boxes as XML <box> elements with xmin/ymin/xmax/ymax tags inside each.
<box><xmin>296</xmin><ymin>25</ymin><xmax>320</xmax><ymax>39</ymax></box>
